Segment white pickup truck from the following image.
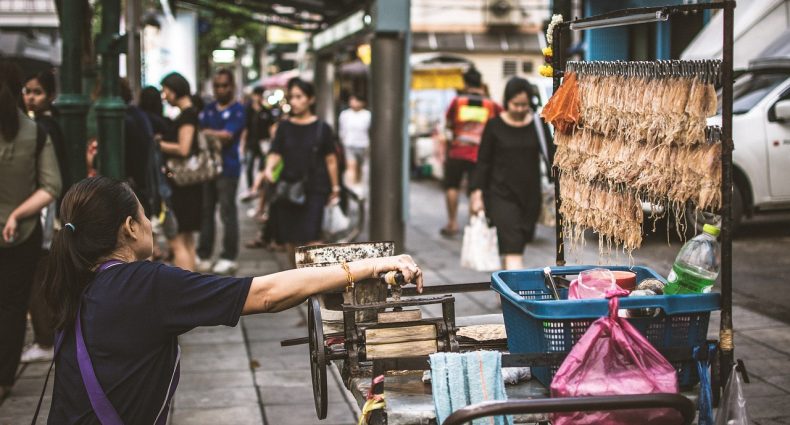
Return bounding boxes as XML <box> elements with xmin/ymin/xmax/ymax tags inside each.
<box><xmin>701</xmin><ymin>56</ymin><xmax>790</xmax><ymax>233</ymax></box>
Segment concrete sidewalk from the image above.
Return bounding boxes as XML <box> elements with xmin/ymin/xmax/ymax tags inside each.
<box><xmin>2</xmin><ymin>179</ymin><xmax>790</xmax><ymax>424</ymax></box>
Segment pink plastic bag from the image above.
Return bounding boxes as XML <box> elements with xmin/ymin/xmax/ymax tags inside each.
<box><xmin>550</xmin><ymin>293</ymin><xmax>682</xmax><ymax>425</ymax></box>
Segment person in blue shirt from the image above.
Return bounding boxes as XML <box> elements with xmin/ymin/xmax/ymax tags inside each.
<box><xmin>41</xmin><ymin>176</ymin><xmax>423</xmax><ymax>424</ymax></box>
<box><xmin>197</xmin><ymin>69</ymin><xmax>246</xmax><ymax>275</ymax></box>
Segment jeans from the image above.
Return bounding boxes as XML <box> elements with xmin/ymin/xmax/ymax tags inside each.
<box><xmin>197</xmin><ymin>176</ymin><xmax>240</xmax><ymax>261</ymax></box>
<box><xmin>244</xmin><ymin>150</ymin><xmax>265</xmax><ymax>189</ymax></box>
<box><xmin>0</xmin><ymin>223</ymin><xmax>41</xmax><ymax>386</ymax></box>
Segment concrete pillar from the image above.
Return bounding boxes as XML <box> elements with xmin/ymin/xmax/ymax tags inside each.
<box><xmin>369</xmin><ymin>34</ymin><xmax>408</xmax><ymax>251</ymax></box>
<box><xmin>314</xmin><ymin>55</ymin><xmax>336</xmax><ymax>129</ymax></box>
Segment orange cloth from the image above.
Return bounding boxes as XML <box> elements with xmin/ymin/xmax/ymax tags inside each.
<box><xmin>541</xmin><ymin>71</ymin><xmax>580</xmax><ymax>134</ymax></box>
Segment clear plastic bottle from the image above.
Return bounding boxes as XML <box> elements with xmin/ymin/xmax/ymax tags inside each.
<box><xmin>665</xmin><ymin>224</ymin><xmax>721</xmax><ymax>294</ymax></box>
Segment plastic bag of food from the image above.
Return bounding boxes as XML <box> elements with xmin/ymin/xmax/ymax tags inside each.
<box><xmin>551</xmin><ymin>293</ymin><xmax>681</xmax><ymax>425</ymax></box>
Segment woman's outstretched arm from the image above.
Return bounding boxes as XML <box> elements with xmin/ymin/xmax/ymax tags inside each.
<box><xmin>242</xmin><ymin>255</ymin><xmax>423</xmax><ymax>314</ymax></box>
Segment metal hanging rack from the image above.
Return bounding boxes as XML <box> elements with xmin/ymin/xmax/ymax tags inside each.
<box><xmin>549</xmin><ymin>0</ymin><xmax>736</xmax><ymax>394</ymax></box>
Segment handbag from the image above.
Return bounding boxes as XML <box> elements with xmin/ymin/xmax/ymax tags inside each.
<box><xmin>166</xmin><ymin>131</ymin><xmax>223</xmax><ymax>186</ymax></box>
<box><xmin>275</xmin><ymin>179</ymin><xmax>307</xmax><ymax>205</ymax></box>
<box><xmin>460</xmin><ymin>212</ymin><xmax>502</xmax><ymax>271</ymax></box>
<box><xmin>31</xmin><ymin>260</ymin><xmax>180</xmax><ymax>425</ymax></box>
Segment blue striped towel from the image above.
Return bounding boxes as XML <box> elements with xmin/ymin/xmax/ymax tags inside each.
<box><xmin>430</xmin><ymin>351</ymin><xmax>514</xmax><ymax>425</ymax></box>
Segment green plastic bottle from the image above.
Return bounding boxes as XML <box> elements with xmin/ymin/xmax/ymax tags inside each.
<box><xmin>664</xmin><ymin>224</ymin><xmax>721</xmax><ymax>295</ymax></box>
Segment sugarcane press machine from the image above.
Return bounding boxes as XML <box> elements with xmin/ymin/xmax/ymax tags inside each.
<box><xmin>281</xmin><ymin>242</ymin><xmax>493</xmax><ymax>420</ymax></box>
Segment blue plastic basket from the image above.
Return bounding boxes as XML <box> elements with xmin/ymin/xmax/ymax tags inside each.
<box><xmin>492</xmin><ymin>265</ymin><xmax>721</xmax><ymax>388</ymax></box>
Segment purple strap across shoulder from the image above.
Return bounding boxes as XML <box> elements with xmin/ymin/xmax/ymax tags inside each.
<box><xmin>33</xmin><ymin>260</ymin><xmax>180</xmax><ymax>425</ymax></box>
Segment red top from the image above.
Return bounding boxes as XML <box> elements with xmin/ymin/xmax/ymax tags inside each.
<box><xmin>445</xmin><ymin>94</ymin><xmax>503</xmax><ymax>162</ymax></box>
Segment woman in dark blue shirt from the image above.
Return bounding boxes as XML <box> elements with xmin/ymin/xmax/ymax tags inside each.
<box><xmin>42</xmin><ymin>176</ymin><xmax>422</xmax><ymax>424</ymax></box>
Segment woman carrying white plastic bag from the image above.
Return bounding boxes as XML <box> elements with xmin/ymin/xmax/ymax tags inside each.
<box><xmin>461</xmin><ymin>212</ymin><xmax>502</xmax><ymax>271</ymax></box>
<box><xmin>469</xmin><ymin>77</ymin><xmax>551</xmax><ymax>270</ymax></box>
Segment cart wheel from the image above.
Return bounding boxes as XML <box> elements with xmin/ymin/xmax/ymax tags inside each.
<box><xmin>308</xmin><ymin>296</ymin><xmax>328</xmax><ymax>419</ymax></box>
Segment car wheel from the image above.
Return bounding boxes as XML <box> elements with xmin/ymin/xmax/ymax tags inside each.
<box><xmin>683</xmin><ymin>184</ymin><xmax>744</xmax><ymax>236</ymax></box>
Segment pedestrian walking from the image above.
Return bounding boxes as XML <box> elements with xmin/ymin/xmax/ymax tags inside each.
<box><xmin>0</xmin><ymin>60</ymin><xmax>62</xmax><ymax>400</ymax></box>
<box><xmin>241</xmin><ymin>86</ymin><xmax>277</xmax><ymax>199</ymax></box>
<box><xmin>261</xmin><ymin>77</ymin><xmax>341</xmax><ymax>267</ymax></box>
<box><xmin>157</xmin><ymin>72</ymin><xmax>202</xmax><ymax>272</ymax></box>
<box><xmin>196</xmin><ymin>68</ymin><xmax>246</xmax><ymax>275</ymax></box>
<box><xmin>470</xmin><ymin>77</ymin><xmax>551</xmax><ymax>270</ymax></box>
<box><xmin>18</xmin><ymin>69</ymin><xmax>68</xmax><ymax>365</ymax></box>
<box><xmin>39</xmin><ymin>176</ymin><xmax>422</xmax><ymax>423</ymax></box>
<box><xmin>338</xmin><ymin>93</ymin><xmax>371</xmax><ymax>192</ymax></box>
<box><xmin>440</xmin><ymin>67</ymin><xmax>502</xmax><ymax>237</ymax></box>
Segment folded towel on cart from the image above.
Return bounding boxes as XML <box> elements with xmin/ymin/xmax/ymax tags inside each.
<box><xmin>422</xmin><ymin>367</ymin><xmax>531</xmax><ymax>385</ymax></box>
<box><xmin>430</xmin><ymin>351</ymin><xmax>514</xmax><ymax>425</ymax></box>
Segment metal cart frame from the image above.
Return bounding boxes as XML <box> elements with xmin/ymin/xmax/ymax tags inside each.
<box><xmin>549</xmin><ymin>0</ymin><xmax>736</xmax><ymax>392</ymax></box>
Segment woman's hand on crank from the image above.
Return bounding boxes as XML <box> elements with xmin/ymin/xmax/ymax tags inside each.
<box><xmin>470</xmin><ymin>189</ymin><xmax>485</xmax><ymax>214</ymax></box>
<box><xmin>369</xmin><ymin>255</ymin><xmax>424</xmax><ymax>293</ymax></box>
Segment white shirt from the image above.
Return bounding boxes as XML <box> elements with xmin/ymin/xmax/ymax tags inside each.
<box><xmin>338</xmin><ymin>108</ymin><xmax>371</xmax><ymax>149</ymax></box>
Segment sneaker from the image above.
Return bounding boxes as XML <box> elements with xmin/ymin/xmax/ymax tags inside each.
<box><xmin>212</xmin><ymin>259</ymin><xmax>238</xmax><ymax>275</ymax></box>
<box><xmin>20</xmin><ymin>343</ymin><xmax>54</xmax><ymax>363</ymax></box>
<box><xmin>196</xmin><ymin>258</ymin><xmax>213</xmax><ymax>273</ymax></box>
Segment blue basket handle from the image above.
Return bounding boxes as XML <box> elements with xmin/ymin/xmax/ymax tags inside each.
<box><xmin>544</xmin><ymin>265</ymin><xmax>648</xmax><ymax>276</ymax></box>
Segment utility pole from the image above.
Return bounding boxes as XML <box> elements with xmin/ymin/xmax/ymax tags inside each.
<box><xmin>55</xmin><ymin>0</ymin><xmax>90</xmax><ymax>187</ymax></box>
<box><xmin>369</xmin><ymin>0</ymin><xmax>410</xmax><ymax>252</ymax></box>
<box><xmin>95</xmin><ymin>0</ymin><xmax>126</xmax><ymax>179</ymax></box>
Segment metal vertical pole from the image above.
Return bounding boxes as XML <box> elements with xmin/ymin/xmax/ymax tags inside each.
<box><xmin>56</xmin><ymin>0</ymin><xmax>89</xmax><ymax>187</ymax></box>
<box><xmin>314</xmin><ymin>54</ymin><xmax>336</xmax><ymax>130</ymax></box>
<box><xmin>96</xmin><ymin>0</ymin><xmax>126</xmax><ymax>179</ymax></box>
<box><xmin>126</xmin><ymin>0</ymin><xmax>142</xmax><ymax>102</ymax></box>
<box><xmin>719</xmin><ymin>0</ymin><xmax>736</xmax><ymax>386</ymax></box>
<box><xmin>552</xmin><ymin>25</ymin><xmax>566</xmax><ymax>266</ymax></box>
<box><xmin>370</xmin><ymin>33</ymin><xmax>407</xmax><ymax>251</ymax></box>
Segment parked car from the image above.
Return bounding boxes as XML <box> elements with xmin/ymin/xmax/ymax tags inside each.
<box><xmin>685</xmin><ymin>56</ymin><xmax>790</xmax><ymax>234</ymax></box>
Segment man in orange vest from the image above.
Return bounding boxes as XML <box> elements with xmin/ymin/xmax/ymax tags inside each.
<box><xmin>440</xmin><ymin>67</ymin><xmax>502</xmax><ymax>237</ymax></box>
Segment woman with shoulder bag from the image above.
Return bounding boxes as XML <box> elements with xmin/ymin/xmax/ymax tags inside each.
<box><xmin>157</xmin><ymin>72</ymin><xmax>203</xmax><ymax>271</ymax></box>
<box><xmin>258</xmin><ymin>77</ymin><xmax>341</xmax><ymax>266</ymax></box>
<box><xmin>469</xmin><ymin>77</ymin><xmax>552</xmax><ymax>270</ymax></box>
<box><xmin>0</xmin><ymin>60</ymin><xmax>62</xmax><ymax>400</ymax></box>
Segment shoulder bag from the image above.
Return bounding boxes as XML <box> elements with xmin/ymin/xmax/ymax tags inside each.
<box><xmin>166</xmin><ymin>130</ymin><xmax>223</xmax><ymax>187</ymax></box>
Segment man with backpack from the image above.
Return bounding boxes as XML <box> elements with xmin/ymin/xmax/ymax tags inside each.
<box><xmin>440</xmin><ymin>67</ymin><xmax>502</xmax><ymax>237</ymax></box>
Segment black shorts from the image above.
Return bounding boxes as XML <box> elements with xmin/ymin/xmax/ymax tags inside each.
<box><xmin>443</xmin><ymin>158</ymin><xmax>476</xmax><ymax>190</ymax></box>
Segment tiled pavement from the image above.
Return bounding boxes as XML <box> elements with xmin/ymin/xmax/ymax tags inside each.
<box><xmin>2</xmin><ymin>179</ymin><xmax>789</xmax><ymax>424</ymax></box>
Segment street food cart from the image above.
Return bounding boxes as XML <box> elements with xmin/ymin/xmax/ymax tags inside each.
<box><xmin>283</xmin><ymin>2</ymin><xmax>738</xmax><ymax>423</ymax></box>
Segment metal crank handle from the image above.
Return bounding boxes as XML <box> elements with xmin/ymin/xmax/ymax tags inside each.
<box><xmin>380</xmin><ymin>271</ymin><xmax>406</xmax><ymax>286</ymax></box>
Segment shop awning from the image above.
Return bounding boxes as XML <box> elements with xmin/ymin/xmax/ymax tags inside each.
<box><xmin>412</xmin><ymin>32</ymin><xmax>541</xmax><ymax>54</ymax></box>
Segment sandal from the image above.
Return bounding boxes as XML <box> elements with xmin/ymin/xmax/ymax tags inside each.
<box><xmin>439</xmin><ymin>227</ymin><xmax>459</xmax><ymax>237</ymax></box>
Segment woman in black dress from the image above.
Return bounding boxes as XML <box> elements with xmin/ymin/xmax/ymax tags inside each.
<box><xmin>157</xmin><ymin>72</ymin><xmax>202</xmax><ymax>271</ymax></box>
<box><xmin>470</xmin><ymin>77</ymin><xmax>551</xmax><ymax>270</ymax></box>
<box><xmin>262</xmin><ymin>78</ymin><xmax>341</xmax><ymax>266</ymax></box>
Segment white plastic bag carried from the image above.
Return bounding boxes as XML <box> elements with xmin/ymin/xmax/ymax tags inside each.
<box><xmin>322</xmin><ymin>199</ymin><xmax>351</xmax><ymax>236</ymax></box>
<box><xmin>461</xmin><ymin>212</ymin><xmax>502</xmax><ymax>271</ymax></box>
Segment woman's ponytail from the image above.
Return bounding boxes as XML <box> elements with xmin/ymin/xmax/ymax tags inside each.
<box><xmin>43</xmin><ymin>177</ymin><xmax>140</xmax><ymax>329</ymax></box>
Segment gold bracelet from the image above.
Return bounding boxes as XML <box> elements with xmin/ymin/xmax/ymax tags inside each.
<box><xmin>341</xmin><ymin>261</ymin><xmax>354</xmax><ymax>292</ymax></box>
